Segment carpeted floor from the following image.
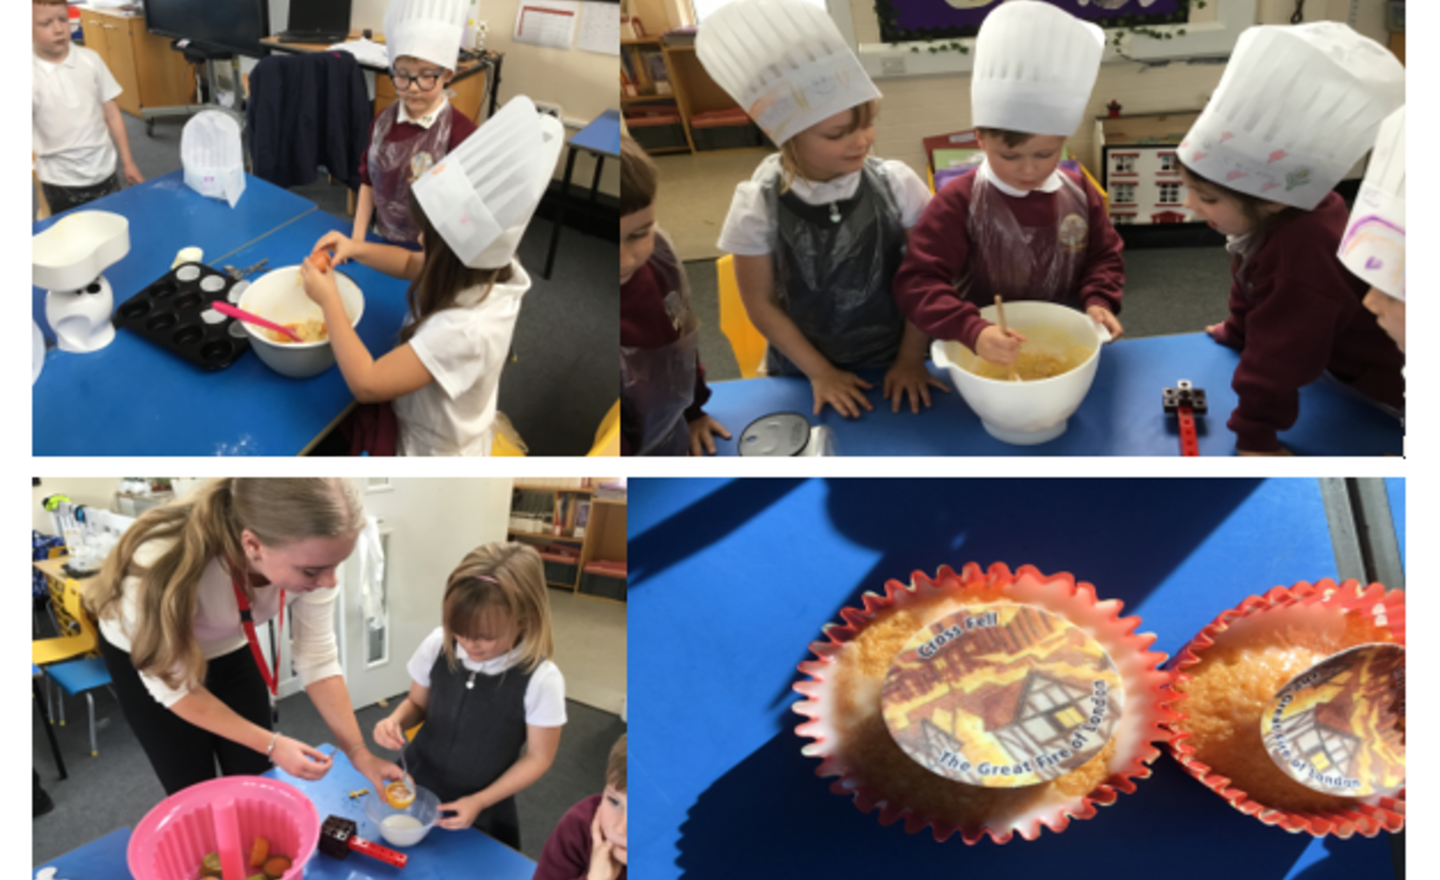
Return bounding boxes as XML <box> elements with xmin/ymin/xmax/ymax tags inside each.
<box><xmin>32</xmin><ymin>682</ymin><xmax>625</xmax><ymax>866</ymax></box>
<box><xmin>683</xmin><ymin>244</ymin><xmax>1235</xmax><ymax>382</ymax></box>
<box><xmin>39</xmin><ymin>112</ymin><xmax>616</xmax><ymax>456</ymax></box>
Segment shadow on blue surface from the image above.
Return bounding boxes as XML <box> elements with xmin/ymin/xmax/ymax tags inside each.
<box><xmin>675</xmin><ymin>731</ymin><xmax>1393</xmax><ymax>879</ymax></box>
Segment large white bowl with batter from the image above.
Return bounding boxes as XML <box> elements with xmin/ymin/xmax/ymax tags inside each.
<box><xmin>932</xmin><ymin>301</ymin><xmax>1110</xmax><ymax>445</ymax></box>
<box><xmin>237</xmin><ymin>265</ymin><xmax>364</xmax><ymax>378</ymax></box>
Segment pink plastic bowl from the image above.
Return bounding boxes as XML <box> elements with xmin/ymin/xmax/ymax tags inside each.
<box><xmin>128</xmin><ymin>776</ymin><xmax>320</xmax><ymax>880</ymax></box>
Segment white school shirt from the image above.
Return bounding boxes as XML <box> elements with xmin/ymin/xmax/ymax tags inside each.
<box><xmin>97</xmin><ymin>537</ymin><xmax>344</xmax><ymax>708</ymax></box>
<box><xmin>397</xmin><ymin>95</ymin><xmax>450</xmax><ymax>129</ymax></box>
<box><xmin>406</xmin><ymin>627</ymin><xmax>568</xmax><ymax>727</ymax></box>
<box><xmin>33</xmin><ymin>45</ymin><xmax>123</xmax><ymax>187</ymax></box>
<box><xmin>393</xmin><ymin>260</ymin><xmax>532</xmax><ymax>456</ymax></box>
<box><xmin>974</xmin><ymin>156</ymin><xmax>1064</xmax><ymax>197</ymax></box>
<box><xmin>716</xmin><ymin>153</ymin><xmax>931</xmax><ymax>256</ymax></box>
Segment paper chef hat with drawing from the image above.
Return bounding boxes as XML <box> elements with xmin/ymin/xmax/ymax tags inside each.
<box><xmin>971</xmin><ymin>0</ymin><xmax>1105</xmax><ymax>138</ymax></box>
<box><xmin>696</xmin><ymin>0</ymin><xmax>881</xmax><ymax>146</ymax></box>
<box><xmin>181</xmin><ymin>111</ymin><xmax>245</xmax><ymax>208</ymax></box>
<box><xmin>412</xmin><ymin>96</ymin><xmax>565</xmax><ymax>269</ymax></box>
<box><xmin>1178</xmin><ymin>22</ymin><xmax>1404</xmax><ymax>211</ymax></box>
<box><xmin>1340</xmin><ymin>106</ymin><xmax>1405</xmax><ymax>300</ymax></box>
<box><xmin>385</xmin><ymin>0</ymin><xmax>468</xmax><ymax>70</ymax></box>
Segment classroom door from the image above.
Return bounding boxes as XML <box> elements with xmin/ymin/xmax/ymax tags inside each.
<box><xmin>335</xmin><ymin>478</ymin><xmax>514</xmax><ymax>712</ymax></box>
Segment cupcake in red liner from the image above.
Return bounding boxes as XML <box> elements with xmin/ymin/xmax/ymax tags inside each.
<box><xmin>1167</xmin><ymin>579</ymin><xmax>1406</xmax><ymax>838</ymax></box>
<box><xmin>792</xmin><ymin>562</ymin><xmax>1175</xmax><ymax>844</ymax></box>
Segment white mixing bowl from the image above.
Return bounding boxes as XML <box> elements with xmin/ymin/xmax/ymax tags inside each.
<box><xmin>237</xmin><ymin>265</ymin><xmax>364</xmax><ymax>378</ymax></box>
<box><xmin>932</xmin><ymin>300</ymin><xmax>1110</xmax><ymax>445</ymax></box>
<box><xmin>364</xmin><ymin>784</ymin><xmax>439</xmax><ymax>848</ymax></box>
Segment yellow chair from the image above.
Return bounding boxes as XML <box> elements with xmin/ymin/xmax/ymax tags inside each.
<box><xmin>588</xmin><ymin>400</ymin><xmax>621</xmax><ymax>457</ymax></box>
<box><xmin>492</xmin><ymin>411</ymin><xmax>527</xmax><ymax>456</ymax></box>
<box><xmin>716</xmin><ymin>254</ymin><xmax>766</xmax><ymax>379</ymax></box>
<box><xmin>405</xmin><ymin>722</ymin><xmax>423</xmax><ymax>742</ymax></box>
<box><xmin>33</xmin><ymin>571</ymin><xmax>98</xmax><ymax>668</ymax></box>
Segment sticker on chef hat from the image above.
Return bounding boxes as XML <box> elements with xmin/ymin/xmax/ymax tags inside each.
<box><xmin>1261</xmin><ymin>643</ymin><xmax>1405</xmax><ymax>797</ymax></box>
<box><xmin>881</xmin><ymin>602</ymin><xmax>1123</xmax><ymax>788</ymax></box>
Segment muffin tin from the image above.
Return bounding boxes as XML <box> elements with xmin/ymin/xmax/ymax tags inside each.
<box><xmin>113</xmin><ymin>263</ymin><xmax>252</xmax><ymax>370</ymax></box>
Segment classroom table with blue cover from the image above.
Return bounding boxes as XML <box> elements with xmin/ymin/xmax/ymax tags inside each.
<box><xmin>266</xmin><ymin>746</ymin><xmax>537</xmax><ymax>880</ymax></box>
<box><xmin>32</xmin><ymin>171</ymin><xmax>317</xmax><ymax>336</ymax></box>
<box><xmin>628</xmin><ymin>477</ymin><xmax>1403</xmax><ymax>880</ymax></box>
<box><xmin>34</xmin><ymin>210</ymin><xmax>412</xmax><ymax>456</ymax></box>
<box><xmin>702</xmin><ymin>333</ymin><xmax>1403</xmax><ymax>456</ymax></box>
<box><xmin>542</xmin><ymin>108</ymin><xmax>622</xmax><ymax>280</ymax></box>
<box><xmin>30</xmin><ymin>748</ymin><xmax>536</xmax><ymax>880</ymax></box>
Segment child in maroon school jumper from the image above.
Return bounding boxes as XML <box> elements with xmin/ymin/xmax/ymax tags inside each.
<box><xmin>893</xmin><ymin>2</ymin><xmax>1124</xmax><ymax>368</ymax></box>
<box><xmin>532</xmin><ymin>734</ymin><xmax>627</xmax><ymax>880</ymax></box>
<box><xmin>620</xmin><ymin>135</ymin><xmax>730</xmax><ymax>456</ymax></box>
<box><xmin>1174</xmin><ymin>22</ymin><xmax>1404</xmax><ymax>455</ymax></box>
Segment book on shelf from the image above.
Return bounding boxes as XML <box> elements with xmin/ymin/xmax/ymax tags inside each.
<box><xmin>574</xmin><ymin>500</ymin><xmax>591</xmax><ymax>539</ymax></box>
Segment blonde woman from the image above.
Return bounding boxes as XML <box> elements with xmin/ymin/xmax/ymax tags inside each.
<box><xmin>85</xmin><ymin>478</ymin><xmax>401</xmax><ymax>796</ymax></box>
<box><xmin>372</xmin><ymin>542</ymin><xmax>565</xmax><ymax>849</ymax></box>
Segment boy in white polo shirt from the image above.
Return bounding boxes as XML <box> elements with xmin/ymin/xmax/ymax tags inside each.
<box><xmin>32</xmin><ymin>0</ymin><xmax>144</xmax><ymax>215</ymax></box>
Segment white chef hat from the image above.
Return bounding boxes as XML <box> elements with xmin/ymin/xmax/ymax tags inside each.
<box><xmin>412</xmin><ymin>96</ymin><xmax>565</xmax><ymax>269</ymax></box>
<box><xmin>385</xmin><ymin>0</ymin><xmax>467</xmax><ymax>70</ymax></box>
<box><xmin>696</xmin><ymin>0</ymin><xmax>881</xmax><ymax>146</ymax></box>
<box><xmin>971</xmin><ymin>0</ymin><xmax>1105</xmax><ymax>138</ymax></box>
<box><xmin>181</xmin><ymin>111</ymin><xmax>245</xmax><ymax>208</ymax></box>
<box><xmin>1339</xmin><ymin>106</ymin><xmax>1405</xmax><ymax>301</ymax></box>
<box><xmin>1178</xmin><ymin>22</ymin><xmax>1404</xmax><ymax>211</ymax></box>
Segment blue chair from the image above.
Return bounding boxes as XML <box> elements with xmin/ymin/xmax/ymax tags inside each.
<box><xmin>44</xmin><ymin>657</ymin><xmax>113</xmax><ymax>757</ymax></box>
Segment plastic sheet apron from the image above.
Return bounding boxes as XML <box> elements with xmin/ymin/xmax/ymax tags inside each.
<box><xmin>763</xmin><ymin>158</ymin><xmax>908</xmax><ymax>376</ymax></box>
<box><xmin>621</xmin><ymin>232</ymin><xmax>700</xmax><ymax>456</ymax></box>
<box><xmin>965</xmin><ymin>169</ymin><xmax>1090</xmax><ymax>307</ymax></box>
<box><xmin>368</xmin><ymin>101</ymin><xmax>453</xmax><ymax>244</ymax></box>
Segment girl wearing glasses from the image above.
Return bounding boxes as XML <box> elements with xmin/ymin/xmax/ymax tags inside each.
<box><xmin>353</xmin><ymin>0</ymin><xmax>476</xmax><ymax>249</ymax></box>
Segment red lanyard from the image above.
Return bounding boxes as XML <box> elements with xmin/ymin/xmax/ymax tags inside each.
<box><xmin>231</xmin><ymin>570</ymin><xmax>284</xmax><ymax>698</ymax></box>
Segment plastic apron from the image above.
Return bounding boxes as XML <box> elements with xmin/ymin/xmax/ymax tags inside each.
<box><xmin>620</xmin><ymin>231</ymin><xmax>700</xmax><ymax>456</ymax></box>
<box><xmin>763</xmin><ymin>157</ymin><xmax>908</xmax><ymax>376</ymax></box>
<box><xmin>966</xmin><ymin>168</ymin><xmax>1090</xmax><ymax>307</ymax></box>
<box><xmin>368</xmin><ymin>101</ymin><xmax>453</xmax><ymax>244</ymax></box>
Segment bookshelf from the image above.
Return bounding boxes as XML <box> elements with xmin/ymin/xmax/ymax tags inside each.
<box><xmin>509</xmin><ymin>483</ymin><xmax>627</xmax><ymax>603</ymax></box>
<box><xmin>622</xmin><ymin>37</ymin><xmax>760</xmax><ymax>155</ymax></box>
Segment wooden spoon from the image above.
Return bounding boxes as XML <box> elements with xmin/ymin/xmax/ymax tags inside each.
<box><xmin>993</xmin><ymin>295</ymin><xmax>1022</xmax><ymax>382</ymax></box>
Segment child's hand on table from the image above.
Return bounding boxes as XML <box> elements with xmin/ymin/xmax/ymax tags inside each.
<box><xmin>587</xmin><ymin>810</ymin><xmax>624</xmax><ymax>880</ymax></box>
<box><xmin>436</xmin><ymin>793</ymin><xmax>488</xmax><ymax>830</ymax></box>
<box><xmin>313</xmin><ymin>231</ymin><xmax>362</xmax><ymax>266</ymax></box>
<box><xmin>1087</xmin><ymin>305</ymin><xmax>1123</xmax><ymax>340</ymax></box>
<box><xmin>122</xmin><ymin>159</ymin><xmax>145</xmax><ymax>186</ymax></box>
<box><xmin>271</xmin><ymin>735</ymin><xmax>334</xmax><ymax>781</ymax></box>
<box><xmin>809</xmin><ymin>367</ymin><xmax>874</xmax><ymax>419</ymax></box>
<box><xmin>976</xmin><ymin>325</ymin><xmax>1025</xmax><ymax>365</ymax></box>
<box><xmin>687</xmin><ymin>415</ymin><xmax>731</xmax><ymax>455</ymax></box>
<box><xmin>883</xmin><ymin>355</ymin><xmax>949</xmax><ymax>414</ymax></box>
<box><xmin>373</xmin><ymin>716</ymin><xmax>407</xmax><ymax>751</ymax></box>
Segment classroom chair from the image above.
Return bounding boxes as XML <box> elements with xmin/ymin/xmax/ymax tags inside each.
<box><xmin>716</xmin><ymin>254</ymin><xmax>766</xmax><ymax>379</ymax></box>
<box><xmin>589</xmin><ymin>400</ymin><xmax>620</xmax><ymax>457</ymax></box>
<box><xmin>44</xmin><ymin>657</ymin><xmax>114</xmax><ymax>758</ymax></box>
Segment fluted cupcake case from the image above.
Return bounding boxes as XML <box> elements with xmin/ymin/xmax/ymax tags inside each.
<box><xmin>792</xmin><ymin>562</ymin><xmax>1175</xmax><ymax>844</ymax></box>
<box><xmin>1167</xmin><ymin>579</ymin><xmax>1406</xmax><ymax>838</ymax></box>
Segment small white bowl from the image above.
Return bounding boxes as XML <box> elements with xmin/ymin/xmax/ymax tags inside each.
<box><xmin>932</xmin><ymin>301</ymin><xmax>1110</xmax><ymax>445</ymax></box>
<box><xmin>237</xmin><ymin>265</ymin><xmax>364</xmax><ymax>379</ymax></box>
<box><xmin>364</xmin><ymin>785</ymin><xmax>439</xmax><ymax>848</ymax></box>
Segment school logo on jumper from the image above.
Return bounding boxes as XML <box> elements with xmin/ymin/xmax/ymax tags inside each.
<box><xmin>1058</xmin><ymin>214</ymin><xmax>1088</xmax><ymax>254</ymax></box>
<box><xmin>410</xmin><ymin>152</ymin><xmax>436</xmax><ymax>182</ymax></box>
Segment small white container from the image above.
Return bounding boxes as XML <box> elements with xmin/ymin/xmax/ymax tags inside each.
<box><xmin>238</xmin><ymin>265</ymin><xmax>365</xmax><ymax>379</ymax></box>
<box><xmin>932</xmin><ymin>300</ymin><xmax>1109</xmax><ymax>445</ymax></box>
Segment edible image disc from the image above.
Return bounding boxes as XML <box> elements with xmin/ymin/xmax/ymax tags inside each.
<box><xmin>1261</xmin><ymin>642</ymin><xmax>1405</xmax><ymax>797</ymax></box>
<box><xmin>200</xmin><ymin>275</ymin><xmax>227</xmax><ymax>293</ymax></box>
<box><xmin>176</xmin><ymin>265</ymin><xmax>201</xmax><ymax>282</ymax></box>
<box><xmin>882</xmin><ymin>603</ymin><xmax>1124</xmax><ymax>788</ymax></box>
<box><xmin>200</xmin><ymin>308</ymin><xmax>225</xmax><ymax>324</ymax></box>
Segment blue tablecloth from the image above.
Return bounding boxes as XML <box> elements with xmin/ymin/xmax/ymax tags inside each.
<box><xmin>34</xmin><ymin>211</ymin><xmax>413</xmax><ymax>455</ymax></box>
<box><xmin>34</xmin><ymin>826</ymin><xmax>132</xmax><ymax>880</ymax></box>
<box><xmin>266</xmin><ymin>746</ymin><xmax>536</xmax><ymax>880</ymax></box>
<box><xmin>702</xmin><ymin>333</ymin><xmax>1403</xmax><ymax>456</ymax></box>
<box><xmin>629</xmin><ymin>477</ymin><xmax>1399</xmax><ymax>880</ymax></box>
<box><xmin>33</xmin><ymin>171</ymin><xmax>316</xmax><ymax>336</ymax></box>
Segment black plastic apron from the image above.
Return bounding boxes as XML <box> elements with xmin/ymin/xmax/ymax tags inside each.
<box><xmin>620</xmin><ymin>231</ymin><xmax>699</xmax><ymax>455</ymax></box>
<box><xmin>762</xmin><ymin>157</ymin><xmax>908</xmax><ymax>376</ymax></box>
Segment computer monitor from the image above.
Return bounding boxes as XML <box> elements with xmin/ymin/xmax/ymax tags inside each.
<box><xmin>287</xmin><ymin>0</ymin><xmax>352</xmax><ymax>37</ymax></box>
